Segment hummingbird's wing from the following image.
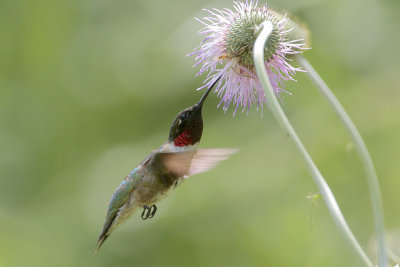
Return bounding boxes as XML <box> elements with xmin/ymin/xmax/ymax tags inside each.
<box><xmin>97</xmin><ymin>171</ymin><xmax>138</xmax><ymax>251</ymax></box>
<box><xmin>187</xmin><ymin>148</ymin><xmax>239</xmax><ymax>176</ymax></box>
<box><xmin>155</xmin><ymin>148</ymin><xmax>238</xmax><ymax>178</ymax></box>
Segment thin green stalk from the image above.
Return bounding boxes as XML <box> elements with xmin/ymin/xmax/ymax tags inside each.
<box><xmin>253</xmin><ymin>21</ymin><xmax>373</xmax><ymax>267</ymax></box>
<box><xmin>296</xmin><ymin>55</ymin><xmax>388</xmax><ymax>267</ymax></box>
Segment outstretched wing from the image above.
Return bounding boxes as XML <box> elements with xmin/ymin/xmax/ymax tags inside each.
<box><xmin>187</xmin><ymin>148</ymin><xmax>239</xmax><ymax>176</ymax></box>
<box><xmin>154</xmin><ymin>148</ymin><xmax>238</xmax><ymax>178</ymax></box>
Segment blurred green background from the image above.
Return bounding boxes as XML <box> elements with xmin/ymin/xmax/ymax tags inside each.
<box><xmin>1</xmin><ymin>0</ymin><xmax>399</xmax><ymax>266</ymax></box>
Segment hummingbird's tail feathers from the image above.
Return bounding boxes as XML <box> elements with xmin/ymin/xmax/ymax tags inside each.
<box><xmin>156</xmin><ymin>148</ymin><xmax>238</xmax><ymax>178</ymax></box>
<box><xmin>96</xmin><ymin>233</ymin><xmax>110</xmax><ymax>252</ymax></box>
<box><xmin>96</xmin><ymin>212</ymin><xmax>117</xmax><ymax>251</ymax></box>
<box><xmin>96</xmin><ymin>174</ymin><xmax>138</xmax><ymax>251</ymax></box>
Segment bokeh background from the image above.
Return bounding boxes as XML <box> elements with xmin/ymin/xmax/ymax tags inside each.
<box><xmin>1</xmin><ymin>0</ymin><xmax>399</xmax><ymax>266</ymax></box>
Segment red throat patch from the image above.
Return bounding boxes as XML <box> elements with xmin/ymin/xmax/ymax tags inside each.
<box><xmin>174</xmin><ymin>130</ymin><xmax>193</xmax><ymax>147</ymax></box>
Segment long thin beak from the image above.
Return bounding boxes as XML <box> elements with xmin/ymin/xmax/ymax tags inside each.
<box><xmin>197</xmin><ymin>76</ymin><xmax>222</xmax><ymax>109</ymax></box>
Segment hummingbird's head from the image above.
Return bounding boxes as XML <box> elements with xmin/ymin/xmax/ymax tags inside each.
<box><xmin>168</xmin><ymin>77</ymin><xmax>221</xmax><ymax>147</ymax></box>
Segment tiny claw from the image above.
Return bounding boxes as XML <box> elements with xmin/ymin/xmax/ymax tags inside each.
<box><xmin>141</xmin><ymin>205</ymin><xmax>151</xmax><ymax>220</ymax></box>
<box><xmin>148</xmin><ymin>205</ymin><xmax>157</xmax><ymax>219</ymax></box>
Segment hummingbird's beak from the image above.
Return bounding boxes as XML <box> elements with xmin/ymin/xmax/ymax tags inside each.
<box><xmin>196</xmin><ymin>76</ymin><xmax>222</xmax><ymax>110</ymax></box>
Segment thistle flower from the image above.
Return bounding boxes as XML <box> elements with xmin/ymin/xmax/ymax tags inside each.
<box><xmin>189</xmin><ymin>0</ymin><xmax>308</xmax><ymax>115</ymax></box>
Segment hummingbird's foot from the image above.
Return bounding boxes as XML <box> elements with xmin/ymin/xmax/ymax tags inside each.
<box><xmin>141</xmin><ymin>205</ymin><xmax>157</xmax><ymax>220</ymax></box>
<box><xmin>148</xmin><ymin>205</ymin><xmax>157</xmax><ymax>219</ymax></box>
<box><xmin>141</xmin><ymin>205</ymin><xmax>150</xmax><ymax>220</ymax></box>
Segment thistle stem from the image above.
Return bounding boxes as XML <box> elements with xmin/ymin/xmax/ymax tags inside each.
<box><xmin>296</xmin><ymin>55</ymin><xmax>388</xmax><ymax>267</ymax></box>
<box><xmin>253</xmin><ymin>21</ymin><xmax>373</xmax><ymax>267</ymax></box>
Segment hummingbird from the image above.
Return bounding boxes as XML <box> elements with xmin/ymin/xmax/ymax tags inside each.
<box><xmin>96</xmin><ymin>77</ymin><xmax>237</xmax><ymax>250</ymax></box>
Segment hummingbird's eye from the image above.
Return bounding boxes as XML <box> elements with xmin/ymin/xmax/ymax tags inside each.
<box><xmin>180</xmin><ymin>113</ymin><xmax>188</xmax><ymax>121</ymax></box>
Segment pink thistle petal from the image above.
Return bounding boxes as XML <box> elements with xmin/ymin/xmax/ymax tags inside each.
<box><xmin>189</xmin><ymin>1</ymin><xmax>306</xmax><ymax>115</ymax></box>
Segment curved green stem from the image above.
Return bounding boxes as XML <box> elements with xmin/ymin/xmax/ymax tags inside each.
<box><xmin>296</xmin><ymin>55</ymin><xmax>388</xmax><ymax>267</ymax></box>
<box><xmin>253</xmin><ymin>21</ymin><xmax>373</xmax><ymax>267</ymax></box>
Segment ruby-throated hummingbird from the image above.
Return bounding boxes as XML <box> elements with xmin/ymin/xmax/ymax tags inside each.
<box><xmin>96</xmin><ymin>77</ymin><xmax>237</xmax><ymax>250</ymax></box>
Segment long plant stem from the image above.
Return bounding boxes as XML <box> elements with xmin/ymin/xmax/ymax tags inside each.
<box><xmin>253</xmin><ymin>21</ymin><xmax>373</xmax><ymax>267</ymax></box>
<box><xmin>296</xmin><ymin>55</ymin><xmax>388</xmax><ymax>267</ymax></box>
